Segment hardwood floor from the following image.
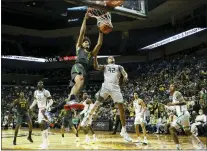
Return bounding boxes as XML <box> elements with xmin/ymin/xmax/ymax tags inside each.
<box><xmin>1</xmin><ymin>129</ymin><xmax>206</xmax><ymax>150</ymax></box>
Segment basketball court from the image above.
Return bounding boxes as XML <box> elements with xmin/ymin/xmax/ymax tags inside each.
<box><xmin>2</xmin><ymin>129</ymin><xmax>207</xmax><ymax>150</ymax></box>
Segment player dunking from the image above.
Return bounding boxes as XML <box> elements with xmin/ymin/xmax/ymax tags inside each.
<box><xmin>9</xmin><ymin>92</ymin><xmax>33</xmax><ymax>145</ymax></box>
<box><xmin>166</xmin><ymin>84</ymin><xmax>205</xmax><ymax>150</ymax></box>
<box><xmin>30</xmin><ymin>81</ymin><xmax>53</xmax><ymax>149</ymax></box>
<box><xmin>133</xmin><ymin>92</ymin><xmax>148</xmax><ymax>144</ymax></box>
<box><xmin>82</xmin><ymin>56</ymin><xmax>132</xmax><ymax>142</ymax></box>
<box><xmin>51</xmin><ymin>11</ymin><xmax>103</xmax><ymax>113</ymax></box>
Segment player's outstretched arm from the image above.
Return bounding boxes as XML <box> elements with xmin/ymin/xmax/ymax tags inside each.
<box><xmin>91</xmin><ymin>31</ymin><xmax>103</xmax><ymax>56</ymax></box>
<box><xmin>46</xmin><ymin>96</ymin><xmax>53</xmax><ymax>110</ymax></box>
<box><xmin>119</xmin><ymin>66</ymin><xmax>128</xmax><ymax>82</ymax></box>
<box><xmin>29</xmin><ymin>98</ymin><xmax>37</xmax><ymax>110</ymax></box>
<box><xmin>76</xmin><ymin>12</ymin><xmax>89</xmax><ymax>50</ymax></box>
<box><xmin>93</xmin><ymin>56</ymin><xmax>105</xmax><ymax>71</ymax></box>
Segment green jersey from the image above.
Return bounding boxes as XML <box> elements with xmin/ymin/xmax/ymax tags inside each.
<box><xmin>75</xmin><ymin>47</ymin><xmax>93</xmax><ymax>71</ymax></box>
<box><xmin>59</xmin><ymin>110</ymin><xmax>72</xmax><ymax>119</ymax></box>
<box><xmin>13</xmin><ymin>98</ymin><xmax>29</xmax><ymax>115</ymax></box>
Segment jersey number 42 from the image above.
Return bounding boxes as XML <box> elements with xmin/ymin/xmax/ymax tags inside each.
<box><xmin>108</xmin><ymin>67</ymin><xmax>115</xmax><ymax>73</ymax></box>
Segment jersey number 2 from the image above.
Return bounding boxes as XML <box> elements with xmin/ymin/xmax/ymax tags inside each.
<box><xmin>108</xmin><ymin>68</ymin><xmax>115</xmax><ymax>73</ymax></box>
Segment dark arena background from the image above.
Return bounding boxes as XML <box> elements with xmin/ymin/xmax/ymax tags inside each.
<box><xmin>1</xmin><ymin>0</ymin><xmax>207</xmax><ymax>150</ymax></box>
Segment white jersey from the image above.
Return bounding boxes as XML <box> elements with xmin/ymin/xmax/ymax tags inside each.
<box><xmin>34</xmin><ymin>89</ymin><xmax>51</xmax><ymax>110</ymax></box>
<box><xmin>133</xmin><ymin>99</ymin><xmax>143</xmax><ymax>115</ymax></box>
<box><xmin>195</xmin><ymin>114</ymin><xmax>206</xmax><ymax>123</ymax></box>
<box><xmin>80</xmin><ymin>100</ymin><xmax>94</xmax><ymax>117</ymax></box>
<box><xmin>104</xmin><ymin>64</ymin><xmax>122</xmax><ymax>85</ymax></box>
<box><xmin>172</xmin><ymin>91</ymin><xmax>188</xmax><ymax>116</ymax></box>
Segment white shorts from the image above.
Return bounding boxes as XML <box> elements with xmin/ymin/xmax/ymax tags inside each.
<box><xmin>172</xmin><ymin>111</ymin><xmax>190</xmax><ymax>130</ymax></box>
<box><xmin>38</xmin><ymin>109</ymin><xmax>52</xmax><ymax>123</ymax></box>
<box><xmin>96</xmin><ymin>83</ymin><xmax>124</xmax><ymax>103</ymax></box>
<box><xmin>134</xmin><ymin>114</ymin><xmax>145</xmax><ymax>125</ymax></box>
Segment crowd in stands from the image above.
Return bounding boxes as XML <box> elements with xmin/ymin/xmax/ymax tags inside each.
<box><xmin>2</xmin><ymin>50</ymin><xmax>207</xmax><ymax>136</ymax></box>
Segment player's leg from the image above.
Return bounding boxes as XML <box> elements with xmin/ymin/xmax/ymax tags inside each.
<box><xmin>82</xmin><ymin>126</ymin><xmax>91</xmax><ymax>143</ymax></box>
<box><xmin>141</xmin><ymin>122</ymin><xmax>148</xmax><ymax>144</ymax></box>
<box><xmin>81</xmin><ymin>87</ymin><xmax>108</xmax><ymax>127</ymax></box>
<box><xmin>61</xmin><ymin>125</ymin><xmax>65</xmax><ymax>138</ymax></box>
<box><xmin>70</xmin><ymin>75</ymin><xmax>84</xmax><ymax>97</ymax></box>
<box><xmin>68</xmin><ymin>64</ymin><xmax>86</xmax><ymax>100</ymax></box>
<box><xmin>69</xmin><ymin>119</ymin><xmax>79</xmax><ymax>142</ymax></box>
<box><xmin>112</xmin><ymin>115</ymin><xmax>120</xmax><ymax>134</ymax></box>
<box><xmin>89</xmin><ymin>84</ymin><xmax>110</xmax><ymax>115</ymax></box>
<box><xmin>112</xmin><ymin>86</ymin><xmax>132</xmax><ymax>142</ymax></box>
<box><xmin>88</xmin><ymin>120</ymin><xmax>96</xmax><ymax>142</ymax></box>
<box><xmin>26</xmin><ymin>114</ymin><xmax>33</xmax><ymax>143</ymax></box>
<box><xmin>50</xmin><ymin>64</ymin><xmax>85</xmax><ymax>113</ymax></box>
<box><xmin>135</xmin><ymin>124</ymin><xmax>141</xmax><ymax>142</ymax></box>
<box><xmin>13</xmin><ymin>116</ymin><xmax>22</xmax><ymax>145</ymax></box>
<box><xmin>40</xmin><ymin>121</ymin><xmax>49</xmax><ymax>149</ymax></box>
<box><xmin>191</xmin><ymin>123</ymin><xmax>199</xmax><ymax>136</ymax></box>
<box><xmin>116</xmin><ymin>103</ymin><xmax>132</xmax><ymax>142</ymax></box>
<box><xmin>38</xmin><ymin>110</ymin><xmax>49</xmax><ymax>149</ymax></box>
<box><xmin>87</xmin><ymin>90</ymin><xmax>104</xmax><ymax>115</ymax></box>
<box><xmin>111</xmin><ymin>86</ymin><xmax>128</xmax><ymax>134</ymax></box>
<box><xmin>117</xmin><ymin>103</ymin><xmax>126</xmax><ymax>130</ymax></box>
<box><xmin>169</xmin><ymin>119</ymin><xmax>182</xmax><ymax>150</ymax></box>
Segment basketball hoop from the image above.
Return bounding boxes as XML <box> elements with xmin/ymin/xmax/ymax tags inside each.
<box><xmin>88</xmin><ymin>7</ymin><xmax>113</xmax><ymax>34</ymax></box>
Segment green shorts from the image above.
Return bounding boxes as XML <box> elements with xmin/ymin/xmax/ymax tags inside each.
<box><xmin>72</xmin><ymin>118</ymin><xmax>80</xmax><ymax>125</ymax></box>
<box><xmin>70</xmin><ymin>63</ymin><xmax>88</xmax><ymax>88</ymax></box>
<box><xmin>62</xmin><ymin>117</ymin><xmax>73</xmax><ymax>128</ymax></box>
<box><xmin>16</xmin><ymin>114</ymin><xmax>31</xmax><ymax>125</ymax></box>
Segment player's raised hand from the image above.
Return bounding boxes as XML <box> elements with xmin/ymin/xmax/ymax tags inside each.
<box><xmin>123</xmin><ymin>76</ymin><xmax>129</xmax><ymax>83</ymax></box>
<box><xmin>85</xmin><ymin>9</ymin><xmax>90</xmax><ymax>19</ymax></box>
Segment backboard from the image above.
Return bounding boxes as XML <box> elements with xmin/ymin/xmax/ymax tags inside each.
<box><xmin>65</xmin><ymin>0</ymin><xmax>148</xmax><ymax>19</ymax></box>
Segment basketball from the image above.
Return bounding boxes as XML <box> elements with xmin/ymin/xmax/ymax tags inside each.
<box><xmin>105</xmin><ymin>0</ymin><xmax>125</xmax><ymax>7</ymax></box>
<box><xmin>99</xmin><ymin>23</ymin><xmax>113</xmax><ymax>34</ymax></box>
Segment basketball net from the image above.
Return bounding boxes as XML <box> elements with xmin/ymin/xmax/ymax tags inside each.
<box><xmin>88</xmin><ymin>7</ymin><xmax>113</xmax><ymax>28</ymax></box>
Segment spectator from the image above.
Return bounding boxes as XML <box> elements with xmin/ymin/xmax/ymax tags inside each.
<box><xmin>191</xmin><ymin>109</ymin><xmax>207</xmax><ymax>136</ymax></box>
